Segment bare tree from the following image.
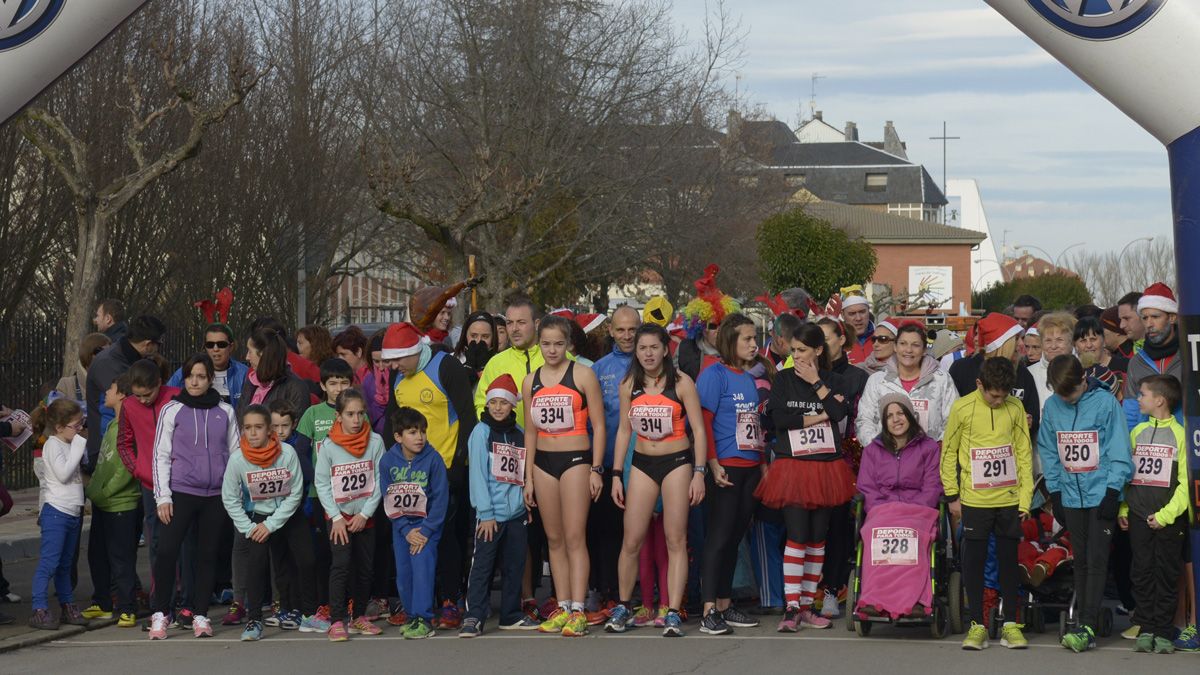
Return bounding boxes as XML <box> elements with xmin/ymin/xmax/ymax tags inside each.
<box><xmin>19</xmin><ymin>1</ymin><xmax>268</xmax><ymax>376</ymax></box>
<box><xmin>1061</xmin><ymin>238</ymin><xmax>1174</xmax><ymax>306</ymax></box>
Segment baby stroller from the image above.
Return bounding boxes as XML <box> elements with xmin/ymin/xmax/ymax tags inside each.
<box><xmin>846</xmin><ymin>495</ymin><xmax>960</xmax><ymax>638</ymax></box>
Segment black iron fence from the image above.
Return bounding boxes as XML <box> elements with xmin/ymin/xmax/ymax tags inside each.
<box><xmin>0</xmin><ymin>321</ymin><xmax>199</xmax><ymax>489</ymax></box>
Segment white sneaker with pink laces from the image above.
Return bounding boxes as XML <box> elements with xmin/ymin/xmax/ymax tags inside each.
<box><xmin>149</xmin><ymin>612</ymin><xmax>168</xmax><ymax>640</ymax></box>
<box><xmin>193</xmin><ymin>615</ymin><xmax>213</xmax><ymax>638</ymax></box>
<box><xmin>798</xmin><ymin>608</ymin><xmax>831</xmax><ymax>629</ymax></box>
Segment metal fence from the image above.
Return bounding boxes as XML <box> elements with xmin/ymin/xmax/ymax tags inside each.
<box><xmin>0</xmin><ymin>321</ymin><xmax>200</xmax><ymax>489</ymax></box>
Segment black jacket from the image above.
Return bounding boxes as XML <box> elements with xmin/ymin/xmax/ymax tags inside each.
<box><xmin>84</xmin><ymin>339</ymin><xmax>142</xmax><ymax>470</ymax></box>
<box><xmin>948</xmin><ymin>353</ymin><xmax>1041</xmax><ymax>438</ymax></box>
<box><xmin>767</xmin><ymin>368</ymin><xmax>849</xmax><ymax>462</ymax></box>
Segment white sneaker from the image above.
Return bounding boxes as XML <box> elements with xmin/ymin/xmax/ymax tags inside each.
<box><xmin>820</xmin><ymin>589</ymin><xmax>840</xmax><ymax>619</ymax></box>
<box><xmin>193</xmin><ymin>614</ymin><xmax>213</xmax><ymax>638</ymax></box>
<box><xmin>0</xmin><ymin>592</ymin><xmax>20</xmax><ymax>603</ymax></box>
<box><xmin>149</xmin><ymin>611</ymin><xmax>168</xmax><ymax>640</ymax></box>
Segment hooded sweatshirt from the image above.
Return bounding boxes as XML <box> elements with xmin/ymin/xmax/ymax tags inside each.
<box><xmin>468</xmin><ymin>411</ymin><xmax>527</xmax><ymax>524</ymax></box>
<box><xmin>380</xmin><ymin>441</ymin><xmax>449</xmax><ymax>539</ymax></box>
<box><xmin>1037</xmin><ymin>381</ymin><xmax>1132</xmax><ymax>509</ymax></box>
<box><xmin>314</xmin><ymin>429</ymin><xmax>386</xmax><ymax>522</ymax></box>
<box><xmin>594</xmin><ymin>345</ymin><xmax>635</xmax><ymax>468</ymax></box>
<box><xmin>152</xmin><ymin>391</ymin><xmax>240</xmax><ymax>505</ymax></box>
<box><xmin>858</xmin><ymin>432</ymin><xmax>943</xmax><ymax>511</ymax></box>
<box><xmin>222</xmin><ymin>441</ymin><xmax>304</xmax><ymax>535</ymax></box>
<box><xmin>857</xmin><ymin>355</ymin><xmax>958</xmax><ymax>443</ymax></box>
<box><xmin>940</xmin><ymin>389</ymin><xmax>1034</xmax><ymax>511</ymax></box>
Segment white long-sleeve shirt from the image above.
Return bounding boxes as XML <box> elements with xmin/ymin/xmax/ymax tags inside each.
<box><xmin>41</xmin><ymin>435</ymin><xmax>86</xmax><ymax>516</ymax></box>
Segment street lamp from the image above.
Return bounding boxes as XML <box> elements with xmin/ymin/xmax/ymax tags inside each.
<box><xmin>1054</xmin><ymin>242</ymin><xmax>1086</xmax><ymax>269</ymax></box>
<box><xmin>972</xmin><ymin>267</ymin><xmax>1000</xmax><ymax>293</ymax></box>
<box><xmin>1117</xmin><ymin>236</ymin><xmax>1154</xmax><ymax>268</ymax></box>
<box><xmin>1013</xmin><ymin>243</ymin><xmax>1054</xmax><ymax>263</ymax></box>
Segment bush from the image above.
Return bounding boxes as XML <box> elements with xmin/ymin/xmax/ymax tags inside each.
<box><xmin>756</xmin><ymin>208</ymin><xmax>877</xmax><ymax>302</ymax></box>
<box><xmin>973</xmin><ymin>272</ymin><xmax>1092</xmax><ymax>313</ymax></box>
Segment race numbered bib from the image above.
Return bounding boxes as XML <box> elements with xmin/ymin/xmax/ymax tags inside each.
<box><xmin>331</xmin><ymin>460</ymin><xmax>375</xmax><ymax>504</ymax></box>
<box><xmin>246</xmin><ymin>467</ymin><xmax>292</xmax><ymax>501</ymax></box>
<box><xmin>911</xmin><ymin>399</ymin><xmax>930</xmax><ymax>430</ymax></box>
<box><xmin>630</xmin><ymin>405</ymin><xmax>673</xmax><ymax>441</ymax></box>
<box><xmin>532</xmin><ymin>395</ymin><xmax>574</xmax><ymax>433</ymax></box>
<box><xmin>735</xmin><ymin>411</ymin><xmax>763</xmax><ymax>451</ymax></box>
<box><xmin>1132</xmin><ymin>443</ymin><xmax>1174</xmax><ymax>488</ymax></box>
<box><xmin>787</xmin><ymin>421</ymin><xmax>836</xmax><ymax>457</ymax></box>
<box><xmin>970</xmin><ymin>445</ymin><xmax>1016</xmax><ymax>489</ymax></box>
<box><xmin>1057</xmin><ymin>431</ymin><xmax>1099</xmax><ymax>474</ymax></box>
<box><xmin>491</xmin><ymin>442</ymin><xmax>526</xmax><ymax>486</ymax></box>
<box><xmin>384</xmin><ymin>482</ymin><xmax>427</xmax><ymax>519</ymax></box>
<box><xmin>871</xmin><ymin>527</ymin><xmax>918</xmax><ymax>566</ymax></box>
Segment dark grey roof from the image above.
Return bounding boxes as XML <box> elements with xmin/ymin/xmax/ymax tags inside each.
<box><xmin>770</xmin><ymin>142</ymin><xmax>910</xmax><ymax>167</ymax></box>
<box><xmin>805</xmin><ymin>200</ymin><xmax>984</xmax><ymax>244</ymax></box>
<box><xmin>739</xmin><ymin>119</ymin><xmax>800</xmax><ymax>149</ymax></box>
<box><xmin>759</xmin><ymin>142</ymin><xmax>947</xmax><ymax>207</ymax></box>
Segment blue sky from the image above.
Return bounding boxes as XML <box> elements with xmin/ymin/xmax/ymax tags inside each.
<box><xmin>671</xmin><ymin>1</ymin><xmax>1173</xmax><ymax>257</ymax></box>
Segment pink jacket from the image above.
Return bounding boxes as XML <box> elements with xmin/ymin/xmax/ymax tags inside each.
<box><xmin>117</xmin><ymin>386</ymin><xmax>181</xmax><ymax>489</ymax></box>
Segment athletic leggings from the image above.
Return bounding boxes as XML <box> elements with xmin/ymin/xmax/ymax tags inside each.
<box><xmin>822</xmin><ymin>502</ymin><xmax>854</xmax><ymax>592</ymax></box>
<box><xmin>782</xmin><ymin>507</ymin><xmax>831</xmax><ymax>608</ymax></box>
<box><xmin>701</xmin><ymin>465</ymin><xmax>761</xmax><ymax>603</ymax></box>
<box><xmin>151</xmin><ymin>493</ymin><xmax>227</xmax><ymax>617</ymax></box>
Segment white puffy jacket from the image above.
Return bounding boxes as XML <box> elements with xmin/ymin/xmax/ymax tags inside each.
<box><xmin>857</xmin><ymin>355</ymin><xmax>959</xmax><ymax>443</ymax></box>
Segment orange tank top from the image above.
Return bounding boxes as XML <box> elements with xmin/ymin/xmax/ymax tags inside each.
<box><xmin>629</xmin><ymin>383</ymin><xmax>687</xmax><ymax>443</ymax></box>
<box><xmin>530</xmin><ymin>362</ymin><xmax>589</xmax><ymax>438</ymax></box>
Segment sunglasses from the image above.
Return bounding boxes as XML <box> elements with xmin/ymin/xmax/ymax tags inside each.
<box><xmin>205</xmin><ymin>341</ymin><xmax>231</xmax><ymax>349</ymax></box>
<box><xmin>874</xmin><ymin>336</ymin><xmax>894</xmax><ymax>344</ymax></box>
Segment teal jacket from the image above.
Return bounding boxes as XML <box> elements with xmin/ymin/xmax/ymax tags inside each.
<box><xmin>1037</xmin><ymin>382</ymin><xmax>1132</xmax><ymax>508</ymax></box>
<box><xmin>467</xmin><ymin>417</ymin><xmax>526</xmax><ymax>524</ymax></box>
<box><xmin>221</xmin><ymin>442</ymin><xmax>304</xmax><ymax>535</ymax></box>
<box><xmin>314</xmin><ymin>432</ymin><xmax>386</xmax><ymax>522</ymax></box>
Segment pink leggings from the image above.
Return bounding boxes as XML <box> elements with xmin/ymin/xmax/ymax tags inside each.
<box><xmin>639</xmin><ymin>514</ymin><xmax>670</xmax><ymax>608</ymax></box>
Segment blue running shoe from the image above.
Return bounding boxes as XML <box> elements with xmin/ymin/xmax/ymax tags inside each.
<box><xmin>280</xmin><ymin>610</ymin><xmax>301</xmax><ymax>630</ymax></box>
<box><xmin>604</xmin><ymin>604</ymin><xmax>632</xmax><ymax>633</ymax></box>
<box><xmin>1174</xmin><ymin>624</ymin><xmax>1199</xmax><ymax>651</ymax></box>
<box><xmin>264</xmin><ymin>609</ymin><xmax>287</xmax><ymax>628</ymax></box>
<box><xmin>662</xmin><ymin>610</ymin><xmax>684</xmax><ymax>637</ymax></box>
<box><xmin>241</xmin><ymin>620</ymin><xmax>264</xmax><ymax>641</ymax></box>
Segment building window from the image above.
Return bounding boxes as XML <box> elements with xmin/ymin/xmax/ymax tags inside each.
<box><xmin>785</xmin><ymin>173</ymin><xmax>806</xmax><ymax>187</ymax></box>
<box><xmin>865</xmin><ymin>173</ymin><xmax>888</xmax><ymax>191</ymax></box>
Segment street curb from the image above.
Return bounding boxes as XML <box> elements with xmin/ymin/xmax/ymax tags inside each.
<box><xmin>0</xmin><ymin>615</ymin><xmax>117</xmax><ymax>654</ymax></box>
<box><xmin>0</xmin><ymin>524</ymin><xmax>92</xmax><ymax>562</ymax></box>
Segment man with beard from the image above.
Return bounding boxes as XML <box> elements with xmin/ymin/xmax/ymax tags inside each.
<box><xmin>1122</xmin><ymin>283</ymin><xmax>1181</xmax><ymax>429</ymax></box>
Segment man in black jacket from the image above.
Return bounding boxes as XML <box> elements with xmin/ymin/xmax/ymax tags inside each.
<box><xmin>84</xmin><ymin>315</ymin><xmax>165</xmax><ymax>471</ymax></box>
<box><xmin>949</xmin><ymin>312</ymin><xmax>1041</xmax><ymax>438</ymax></box>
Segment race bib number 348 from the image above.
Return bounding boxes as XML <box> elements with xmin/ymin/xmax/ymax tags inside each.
<box><xmin>871</xmin><ymin>527</ymin><xmax>918</xmax><ymax>566</ymax></box>
<box><xmin>970</xmin><ymin>445</ymin><xmax>1016</xmax><ymax>489</ymax></box>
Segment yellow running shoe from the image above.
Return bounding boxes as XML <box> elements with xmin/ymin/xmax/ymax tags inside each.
<box><xmin>562</xmin><ymin>611</ymin><xmax>588</xmax><ymax>637</ymax></box>
<box><xmin>538</xmin><ymin>607</ymin><xmax>570</xmax><ymax>633</ymax></box>
<box><xmin>1000</xmin><ymin>622</ymin><xmax>1028</xmax><ymax>649</ymax></box>
<box><xmin>961</xmin><ymin>621</ymin><xmax>988</xmax><ymax>650</ymax></box>
<box><xmin>81</xmin><ymin>604</ymin><xmax>112</xmax><ymax>620</ymax></box>
<box><xmin>117</xmin><ymin>612</ymin><xmax>137</xmax><ymax>628</ymax></box>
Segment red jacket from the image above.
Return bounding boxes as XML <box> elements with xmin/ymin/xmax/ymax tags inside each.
<box><xmin>117</xmin><ymin>386</ymin><xmax>181</xmax><ymax>489</ymax></box>
<box><xmin>848</xmin><ymin>336</ymin><xmax>874</xmax><ymax>365</ymax></box>
<box><xmin>287</xmin><ymin>350</ymin><xmax>321</xmax><ymax>383</ymax></box>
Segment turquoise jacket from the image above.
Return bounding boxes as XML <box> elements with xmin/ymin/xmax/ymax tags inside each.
<box><xmin>1037</xmin><ymin>382</ymin><xmax>1132</xmax><ymax>509</ymax></box>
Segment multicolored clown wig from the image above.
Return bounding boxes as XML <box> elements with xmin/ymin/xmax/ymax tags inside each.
<box><xmin>682</xmin><ymin>264</ymin><xmax>741</xmax><ymax>339</ymax></box>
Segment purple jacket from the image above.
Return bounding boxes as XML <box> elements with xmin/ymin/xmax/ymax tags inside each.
<box><xmin>152</xmin><ymin>400</ymin><xmax>240</xmax><ymax>504</ymax></box>
<box><xmin>857</xmin><ymin>433</ymin><xmax>942</xmax><ymax>511</ymax></box>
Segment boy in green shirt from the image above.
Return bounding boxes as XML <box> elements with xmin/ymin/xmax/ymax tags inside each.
<box><xmin>82</xmin><ymin>374</ymin><xmax>141</xmax><ymax>627</ymax></box>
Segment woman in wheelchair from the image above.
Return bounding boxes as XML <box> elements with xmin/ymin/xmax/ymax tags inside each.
<box><xmin>853</xmin><ymin>393</ymin><xmax>943</xmax><ymax>620</ymax></box>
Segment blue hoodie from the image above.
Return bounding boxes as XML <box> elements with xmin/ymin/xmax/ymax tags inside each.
<box><xmin>380</xmin><ymin>441</ymin><xmax>448</xmax><ymax>539</ymax></box>
<box><xmin>168</xmin><ymin>359</ymin><xmax>249</xmax><ymax>408</ymax></box>
<box><xmin>1037</xmin><ymin>380</ymin><xmax>1132</xmax><ymax>509</ymax></box>
<box><xmin>593</xmin><ymin>345</ymin><xmax>634</xmax><ymax>468</ymax></box>
<box><xmin>467</xmin><ymin>416</ymin><xmax>526</xmax><ymax>524</ymax></box>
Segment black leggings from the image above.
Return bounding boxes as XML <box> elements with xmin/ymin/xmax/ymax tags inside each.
<box><xmin>251</xmin><ymin>511</ymin><xmax>317</xmax><ymax>621</ymax></box>
<box><xmin>782</xmin><ymin>506</ymin><xmax>831</xmax><ymax>545</ymax></box>
<box><xmin>701</xmin><ymin>465</ymin><xmax>760</xmax><ymax>603</ymax></box>
<box><xmin>823</xmin><ymin>503</ymin><xmax>853</xmax><ymax>591</ymax></box>
<box><xmin>329</xmin><ymin>526</ymin><xmax>375</xmax><ymax>622</ymax></box>
<box><xmin>961</xmin><ymin>505</ymin><xmax>1020</xmax><ymax>624</ymax></box>
<box><xmin>151</xmin><ymin>493</ymin><xmax>227</xmax><ymax>617</ymax></box>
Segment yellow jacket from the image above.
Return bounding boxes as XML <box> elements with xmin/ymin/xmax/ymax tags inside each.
<box><xmin>940</xmin><ymin>389</ymin><xmax>1034</xmax><ymax>511</ymax></box>
<box><xmin>1120</xmin><ymin>416</ymin><xmax>1191</xmax><ymax>526</ymax></box>
<box><xmin>475</xmin><ymin>345</ymin><xmax>545</xmax><ymax>428</ymax></box>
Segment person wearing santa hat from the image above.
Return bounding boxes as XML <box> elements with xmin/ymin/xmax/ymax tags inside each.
<box><xmin>1121</xmin><ymin>283</ymin><xmax>1182</xmax><ymax>430</ymax></box>
<box><xmin>841</xmin><ymin>288</ymin><xmax>876</xmax><ymax>366</ymax></box>
<box><xmin>379</xmin><ymin>321</ymin><xmax>478</xmax><ymax>630</ymax></box>
<box><xmin>949</xmin><ymin>313</ymin><xmax>1042</xmax><ymax>439</ymax></box>
<box><xmin>855</xmin><ymin>318</ymin><xmax>899</xmax><ymax>376</ymax></box>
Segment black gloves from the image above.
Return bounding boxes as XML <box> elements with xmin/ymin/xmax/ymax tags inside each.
<box><xmin>463</xmin><ymin>340</ymin><xmax>492</xmax><ymax>372</ymax></box>
<box><xmin>1050</xmin><ymin>491</ymin><xmax>1066</xmax><ymax>527</ymax></box>
<box><xmin>1098</xmin><ymin>487</ymin><xmax>1120</xmax><ymax>520</ymax></box>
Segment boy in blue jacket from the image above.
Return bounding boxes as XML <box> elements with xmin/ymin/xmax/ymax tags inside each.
<box><xmin>1038</xmin><ymin>355</ymin><xmax>1132</xmax><ymax>653</ymax></box>
<box><xmin>380</xmin><ymin>406</ymin><xmax>447</xmax><ymax>639</ymax></box>
<box><xmin>460</xmin><ymin>375</ymin><xmax>538</xmax><ymax>637</ymax></box>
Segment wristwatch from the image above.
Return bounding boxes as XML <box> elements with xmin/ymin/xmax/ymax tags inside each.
<box><xmin>693</xmin><ymin>465</ymin><xmax>708</xmax><ymax>475</ymax></box>
<box><xmin>590</xmin><ymin>465</ymin><xmax>605</xmax><ymax>475</ymax></box>
<box><xmin>812</xmin><ymin>380</ymin><xmax>826</xmax><ymax>390</ymax></box>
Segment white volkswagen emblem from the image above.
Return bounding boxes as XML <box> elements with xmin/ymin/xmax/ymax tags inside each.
<box><xmin>1027</xmin><ymin>0</ymin><xmax>1165</xmax><ymax>39</ymax></box>
<box><xmin>0</xmin><ymin>0</ymin><xmax>66</xmax><ymax>50</ymax></box>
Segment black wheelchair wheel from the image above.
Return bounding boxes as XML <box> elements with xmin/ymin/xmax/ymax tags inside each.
<box><xmin>931</xmin><ymin>601</ymin><xmax>949</xmax><ymax>639</ymax></box>
<box><xmin>987</xmin><ymin>605</ymin><xmax>1001</xmax><ymax>640</ymax></box>
<box><xmin>947</xmin><ymin>571</ymin><xmax>964</xmax><ymax>634</ymax></box>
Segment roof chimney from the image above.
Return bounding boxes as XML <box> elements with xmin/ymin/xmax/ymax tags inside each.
<box><xmin>727</xmin><ymin>109</ymin><xmax>743</xmax><ymax>140</ymax></box>
<box><xmin>844</xmin><ymin>121</ymin><xmax>858</xmax><ymax>142</ymax></box>
<box><xmin>814</xmin><ymin>110</ymin><xmax>823</xmax><ymax>121</ymax></box>
<box><xmin>883</xmin><ymin>120</ymin><xmax>907</xmax><ymax>159</ymax></box>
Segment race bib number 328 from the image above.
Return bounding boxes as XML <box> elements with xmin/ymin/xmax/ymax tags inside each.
<box><xmin>871</xmin><ymin>527</ymin><xmax>918</xmax><ymax>566</ymax></box>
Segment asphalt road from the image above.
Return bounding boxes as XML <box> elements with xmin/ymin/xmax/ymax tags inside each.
<box><xmin>4</xmin><ymin>611</ymin><xmax>1199</xmax><ymax>675</ymax></box>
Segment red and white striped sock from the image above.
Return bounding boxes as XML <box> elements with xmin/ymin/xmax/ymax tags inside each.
<box><xmin>783</xmin><ymin>540</ymin><xmax>806</xmax><ymax>609</ymax></box>
<box><xmin>800</xmin><ymin>541</ymin><xmax>826</xmax><ymax>608</ymax></box>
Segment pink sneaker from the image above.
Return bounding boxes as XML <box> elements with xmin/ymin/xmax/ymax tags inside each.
<box><xmin>349</xmin><ymin>617</ymin><xmax>382</xmax><ymax>635</ymax></box>
<box><xmin>192</xmin><ymin>615</ymin><xmax>213</xmax><ymax>638</ymax></box>
<box><xmin>148</xmin><ymin>612</ymin><xmax>168</xmax><ymax>640</ymax></box>
<box><xmin>798</xmin><ymin>608</ymin><xmax>831</xmax><ymax>629</ymax></box>
<box><xmin>777</xmin><ymin>606</ymin><xmax>800</xmax><ymax>632</ymax></box>
<box><xmin>222</xmin><ymin>601</ymin><xmax>246</xmax><ymax>626</ymax></box>
<box><xmin>328</xmin><ymin>621</ymin><xmax>349</xmax><ymax>642</ymax></box>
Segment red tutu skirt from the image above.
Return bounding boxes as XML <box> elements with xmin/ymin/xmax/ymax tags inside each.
<box><xmin>754</xmin><ymin>458</ymin><xmax>856</xmax><ymax>510</ymax></box>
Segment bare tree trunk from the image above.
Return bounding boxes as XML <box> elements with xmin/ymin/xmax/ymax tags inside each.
<box><xmin>62</xmin><ymin>204</ymin><xmax>108</xmax><ymax>378</ymax></box>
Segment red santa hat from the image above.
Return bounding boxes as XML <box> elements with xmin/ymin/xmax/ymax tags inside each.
<box><xmin>485</xmin><ymin>373</ymin><xmax>520</xmax><ymax>406</ymax></box>
<box><xmin>575</xmin><ymin>313</ymin><xmax>605</xmax><ymax>335</ymax></box>
<box><xmin>876</xmin><ymin>319</ymin><xmax>900</xmax><ymax>337</ymax></box>
<box><xmin>549</xmin><ymin>308</ymin><xmax>575</xmax><ymax>320</ymax></box>
<box><xmin>1138</xmin><ymin>282</ymin><xmax>1178</xmax><ymax>315</ymax></box>
<box><xmin>978</xmin><ymin>313</ymin><xmax>1023</xmax><ymax>354</ymax></box>
<box><xmin>381</xmin><ymin>322</ymin><xmax>425</xmax><ymax>359</ymax></box>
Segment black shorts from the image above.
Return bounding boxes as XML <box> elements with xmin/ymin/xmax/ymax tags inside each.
<box><xmin>631</xmin><ymin>449</ymin><xmax>692</xmax><ymax>486</ymax></box>
<box><xmin>961</xmin><ymin>504</ymin><xmax>1022</xmax><ymax>541</ymax></box>
<box><xmin>533</xmin><ymin>448</ymin><xmax>590</xmax><ymax>480</ymax></box>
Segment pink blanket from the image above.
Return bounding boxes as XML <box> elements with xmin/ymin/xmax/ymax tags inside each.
<box><xmin>856</xmin><ymin>501</ymin><xmax>939</xmax><ymax>619</ymax></box>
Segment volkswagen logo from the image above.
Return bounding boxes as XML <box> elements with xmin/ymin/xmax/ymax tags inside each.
<box><xmin>1027</xmin><ymin>0</ymin><xmax>1166</xmax><ymax>40</ymax></box>
<box><xmin>0</xmin><ymin>0</ymin><xmax>66</xmax><ymax>51</ymax></box>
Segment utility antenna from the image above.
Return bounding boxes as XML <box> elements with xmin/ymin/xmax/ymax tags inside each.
<box><xmin>809</xmin><ymin>72</ymin><xmax>826</xmax><ymax>120</ymax></box>
<box><xmin>929</xmin><ymin>121</ymin><xmax>960</xmax><ymax>223</ymax></box>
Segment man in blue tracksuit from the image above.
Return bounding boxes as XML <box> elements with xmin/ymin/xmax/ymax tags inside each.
<box><xmin>381</xmin><ymin>407</ymin><xmax>448</xmax><ymax>639</ymax></box>
<box><xmin>1038</xmin><ymin>356</ymin><xmax>1132</xmax><ymax>652</ymax></box>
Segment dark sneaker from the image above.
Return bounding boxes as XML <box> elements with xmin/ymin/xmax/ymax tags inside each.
<box><xmin>459</xmin><ymin>617</ymin><xmax>482</xmax><ymax>638</ymax></box>
<box><xmin>721</xmin><ymin>606</ymin><xmax>758</xmax><ymax>628</ymax></box>
<box><xmin>173</xmin><ymin>608</ymin><xmax>195</xmax><ymax>630</ymax></box>
<box><xmin>29</xmin><ymin>608</ymin><xmax>59</xmax><ymax>630</ymax></box>
<box><xmin>699</xmin><ymin>608</ymin><xmax>731</xmax><ymax>635</ymax></box>
<box><xmin>60</xmin><ymin>603</ymin><xmax>88</xmax><ymax>626</ymax></box>
<box><xmin>662</xmin><ymin>610</ymin><xmax>684</xmax><ymax>637</ymax></box>
<box><xmin>604</xmin><ymin>604</ymin><xmax>632</xmax><ymax>633</ymax></box>
<box><xmin>499</xmin><ymin>615</ymin><xmax>541</xmax><ymax>630</ymax></box>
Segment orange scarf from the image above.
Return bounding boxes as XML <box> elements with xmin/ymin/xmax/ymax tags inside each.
<box><xmin>328</xmin><ymin>419</ymin><xmax>369</xmax><ymax>458</ymax></box>
<box><xmin>241</xmin><ymin>433</ymin><xmax>281</xmax><ymax>469</ymax></box>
